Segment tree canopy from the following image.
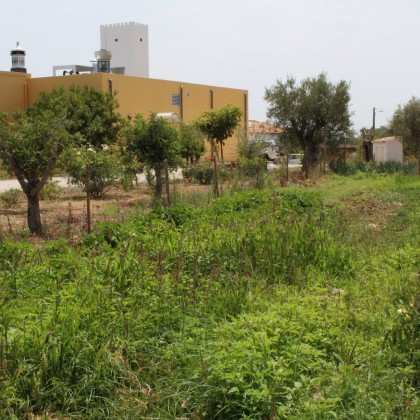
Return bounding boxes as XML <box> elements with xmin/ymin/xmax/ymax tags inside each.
<box><xmin>194</xmin><ymin>104</ymin><xmax>242</xmax><ymax>162</ymax></box>
<box><xmin>178</xmin><ymin>123</ymin><xmax>205</xmax><ymax>165</ymax></box>
<box><xmin>0</xmin><ymin>85</ymin><xmax>122</xmax><ymax>235</ymax></box>
<box><xmin>390</xmin><ymin>97</ymin><xmax>420</xmax><ymax>174</ymax></box>
<box><xmin>128</xmin><ymin>113</ymin><xmax>180</xmax><ymax>201</ymax></box>
<box><xmin>265</xmin><ymin>73</ymin><xmax>352</xmax><ymax>172</ymax></box>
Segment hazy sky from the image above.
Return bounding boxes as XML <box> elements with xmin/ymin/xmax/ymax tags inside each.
<box><xmin>1</xmin><ymin>0</ymin><xmax>419</xmax><ymax>131</ymax></box>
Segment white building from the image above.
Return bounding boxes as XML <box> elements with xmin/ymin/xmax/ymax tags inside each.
<box><xmin>372</xmin><ymin>136</ymin><xmax>403</xmax><ymax>163</ymax></box>
<box><xmin>100</xmin><ymin>22</ymin><xmax>149</xmax><ymax>77</ymax></box>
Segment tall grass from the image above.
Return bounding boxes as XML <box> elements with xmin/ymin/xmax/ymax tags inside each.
<box><xmin>0</xmin><ymin>175</ymin><xmax>419</xmax><ymax>418</ymax></box>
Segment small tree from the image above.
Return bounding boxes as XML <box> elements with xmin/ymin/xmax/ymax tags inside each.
<box><xmin>0</xmin><ymin>88</ymin><xmax>69</xmax><ymax>235</ymax></box>
<box><xmin>390</xmin><ymin>97</ymin><xmax>420</xmax><ymax>174</ymax></box>
<box><xmin>179</xmin><ymin>123</ymin><xmax>205</xmax><ymax>165</ymax></box>
<box><xmin>195</xmin><ymin>104</ymin><xmax>242</xmax><ymax>162</ymax></box>
<box><xmin>265</xmin><ymin>73</ymin><xmax>352</xmax><ymax>173</ymax></box>
<box><xmin>64</xmin><ymin>145</ymin><xmax>123</xmax><ymax>198</ymax></box>
<box><xmin>129</xmin><ymin>113</ymin><xmax>180</xmax><ymax>201</ymax></box>
<box><xmin>0</xmin><ymin>85</ymin><xmax>122</xmax><ymax>235</ymax></box>
<box><xmin>236</xmin><ymin>128</ymin><xmax>269</xmax><ymax>160</ymax></box>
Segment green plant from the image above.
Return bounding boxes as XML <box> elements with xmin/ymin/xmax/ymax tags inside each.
<box><xmin>63</xmin><ymin>146</ymin><xmax>123</xmax><ymax>198</ymax></box>
<box><xmin>0</xmin><ymin>175</ymin><xmax>420</xmax><ymax>418</ymax></box>
<box><xmin>0</xmin><ymin>189</ymin><xmax>24</xmax><ymax>208</ymax></box>
<box><xmin>330</xmin><ymin>160</ymin><xmax>416</xmax><ymax>176</ymax></box>
<box><xmin>40</xmin><ymin>180</ymin><xmax>61</xmax><ymax>201</ymax></box>
<box><xmin>182</xmin><ymin>162</ymin><xmax>233</xmax><ymax>185</ymax></box>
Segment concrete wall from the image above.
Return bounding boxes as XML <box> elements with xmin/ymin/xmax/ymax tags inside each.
<box><xmin>0</xmin><ymin>71</ymin><xmax>30</xmax><ymax>112</ymax></box>
<box><xmin>373</xmin><ymin>137</ymin><xmax>403</xmax><ymax>163</ymax></box>
<box><xmin>100</xmin><ymin>22</ymin><xmax>149</xmax><ymax>77</ymax></box>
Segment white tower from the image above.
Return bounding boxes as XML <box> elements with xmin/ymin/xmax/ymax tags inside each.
<box><xmin>100</xmin><ymin>22</ymin><xmax>149</xmax><ymax>77</ymax></box>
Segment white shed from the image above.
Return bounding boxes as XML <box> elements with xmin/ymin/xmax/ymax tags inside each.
<box><xmin>372</xmin><ymin>136</ymin><xmax>403</xmax><ymax>163</ymax></box>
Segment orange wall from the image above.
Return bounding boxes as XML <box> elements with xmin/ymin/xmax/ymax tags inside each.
<box><xmin>0</xmin><ymin>71</ymin><xmax>31</xmax><ymax>112</ymax></box>
<box><xmin>26</xmin><ymin>74</ymin><xmax>105</xmax><ymax>105</ymax></box>
<box><xmin>1</xmin><ymin>72</ymin><xmax>248</xmax><ymax>160</ymax></box>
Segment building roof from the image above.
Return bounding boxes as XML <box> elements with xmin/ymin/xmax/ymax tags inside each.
<box><xmin>248</xmin><ymin>120</ymin><xmax>282</xmax><ymax>134</ymax></box>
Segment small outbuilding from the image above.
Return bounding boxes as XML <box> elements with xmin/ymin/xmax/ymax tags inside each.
<box><xmin>372</xmin><ymin>136</ymin><xmax>403</xmax><ymax>163</ymax></box>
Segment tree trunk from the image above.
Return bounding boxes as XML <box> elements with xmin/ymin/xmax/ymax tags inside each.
<box><xmin>27</xmin><ymin>192</ymin><xmax>43</xmax><ymax>235</ymax></box>
<box><xmin>302</xmin><ymin>141</ymin><xmax>319</xmax><ymax>176</ymax></box>
<box><xmin>154</xmin><ymin>165</ymin><xmax>163</xmax><ymax>201</ymax></box>
<box><xmin>220</xmin><ymin>141</ymin><xmax>224</xmax><ymax>163</ymax></box>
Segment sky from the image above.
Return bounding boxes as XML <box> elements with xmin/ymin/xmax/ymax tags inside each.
<box><xmin>1</xmin><ymin>0</ymin><xmax>419</xmax><ymax>132</ymax></box>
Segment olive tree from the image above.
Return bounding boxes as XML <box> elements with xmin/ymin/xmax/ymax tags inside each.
<box><xmin>390</xmin><ymin>97</ymin><xmax>420</xmax><ymax>174</ymax></box>
<box><xmin>265</xmin><ymin>73</ymin><xmax>352</xmax><ymax>173</ymax></box>
<box><xmin>195</xmin><ymin>104</ymin><xmax>242</xmax><ymax>162</ymax></box>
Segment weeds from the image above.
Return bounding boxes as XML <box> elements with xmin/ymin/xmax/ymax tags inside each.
<box><xmin>0</xmin><ymin>175</ymin><xmax>419</xmax><ymax>417</ymax></box>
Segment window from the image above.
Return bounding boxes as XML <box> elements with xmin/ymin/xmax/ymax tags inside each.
<box><xmin>172</xmin><ymin>94</ymin><xmax>181</xmax><ymax>106</ymax></box>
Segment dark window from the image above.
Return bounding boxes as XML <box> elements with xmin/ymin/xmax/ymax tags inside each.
<box><xmin>172</xmin><ymin>94</ymin><xmax>181</xmax><ymax>106</ymax></box>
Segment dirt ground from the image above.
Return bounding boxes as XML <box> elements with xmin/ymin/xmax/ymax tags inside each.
<box><xmin>0</xmin><ymin>182</ymin><xmax>211</xmax><ymax>240</ymax></box>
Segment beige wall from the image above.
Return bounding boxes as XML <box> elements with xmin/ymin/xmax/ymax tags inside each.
<box><xmin>373</xmin><ymin>138</ymin><xmax>403</xmax><ymax>163</ymax></box>
<box><xmin>1</xmin><ymin>72</ymin><xmax>248</xmax><ymax>160</ymax></box>
<box><xmin>0</xmin><ymin>71</ymin><xmax>31</xmax><ymax>112</ymax></box>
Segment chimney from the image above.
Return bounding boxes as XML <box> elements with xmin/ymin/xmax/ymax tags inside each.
<box><xmin>11</xmin><ymin>42</ymin><xmax>27</xmax><ymax>73</ymax></box>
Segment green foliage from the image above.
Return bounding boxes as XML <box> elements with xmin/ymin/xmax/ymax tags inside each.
<box><xmin>195</xmin><ymin>104</ymin><xmax>242</xmax><ymax>160</ymax></box>
<box><xmin>128</xmin><ymin>113</ymin><xmax>181</xmax><ymax>200</ymax></box>
<box><xmin>236</xmin><ymin>128</ymin><xmax>269</xmax><ymax>160</ymax></box>
<box><xmin>178</xmin><ymin>123</ymin><xmax>205</xmax><ymax>164</ymax></box>
<box><xmin>0</xmin><ymin>88</ymin><xmax>70</xmax><ymax>184</ymax></box>
<box><xmin>151</xmin><ymin>204</ymin><xmax>195</xmax><ymax>227</ymax></box>
<box><xmin>330</xmin><ymin>160</ymin><xmax>416</xmax><ymax>176</ymax></box>
<box><xmin>182</xmin><ymin>162</ymin><xmax>233</xmax><ymax>184</ymax></box>
<box><xmin>236</xmin><ymin>157</ymin><xmax>268</xmax><ymax>187</ymax></box>
<box><xmin>265</xmin><ymin>73</ymin><xmax>352</xmax><ymax>171</ymax></box>
<box><xmin>0</xmin><ymin>85</ymin><xmax>123</xmax><ymax>234</ymax></box>
<box><xmin>0</xmin><ymin>188</ymin><xmax>24</xmax><ymax>208</ymax></box>
<box><xmin>65</xmin><ymin>85</ymin><xmax>122</xmax><ymax>148</ymax></box>
<box><xmin>390</xmin><ymin>97</ymin><xmax>420</xmax><ymax>172</ymax></box>
<box><xmin>40</xmin><ymin>180</ymin><xmax>61</xmax><ymax>201</ymax></box>
<box><xmin>63</xmin><ymin>146</ymin><xmax>123</xmax><ymax>198</ymax></box>
<box><xmin>0</xmin><ymin>177</ymin><xmax>420</xmax><ymax>417</ymax></box>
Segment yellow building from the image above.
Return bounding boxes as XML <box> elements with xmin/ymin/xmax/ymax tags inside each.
<box><xmin>0</xmin><ymin>70</ymin><xmax>248</xmax><ymax>161</ymax></box>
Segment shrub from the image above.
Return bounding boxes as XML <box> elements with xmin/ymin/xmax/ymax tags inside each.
<box><xmin>63</xmin><ymin>146</ymin><xmax>124</xmax><ymax>198</ymax></box>
<box><xmin>330</xmin><ymin>160</ymin><xmax>416</xmax><ymax>176</ymax></box>
<box><xmin>151</xmin><ymin>204</ymin><xmax>194</xmax><ymax>227</ymax></box>
<box><xmin>0</xmin><ymin>188</ymin><xmax>24</xmax><ymax>208</ymax></box>
<box><xmin>182</xmin><ymin>163</ymin><xmax>233</xmax><ymax>185</ymax></box>
<box><xmin>40</xmin><ymin>180</ymin><xmax>61</xmax><ymax>201</ymax></box>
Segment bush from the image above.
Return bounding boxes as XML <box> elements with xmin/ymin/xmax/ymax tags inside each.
<box><xmin>40</xmin><ymin>180</ymin><xmax>61</xmax><ymax>201</ymax></box>
<box><xmin>330</xmin><ymin>160</ymin><xmax>416</xmax><ymax>176</ymax></box>
<box><xmin>151</xmin><ymin>204</ymin><xmax>194</xmax><ymax>227</ymax></box>
<box><xmin>0</xmin><ymin>188</ymin><xmax>24</xmax><ymax>208</ymax></box>
<box><xmin>63</xmin><ymin>146</ymin><xmax>124</xmax><ymax>198</ymax></box>
<box><xmin>182</xmin><ymin>163</ymin><xmax>233</xmax><ymax>185</ymax></box>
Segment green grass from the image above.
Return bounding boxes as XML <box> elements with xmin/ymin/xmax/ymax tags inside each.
<box><xmin>0</xmin><ymin>174</ymin><xmax>419</xmax><ymax>418</ymax></box>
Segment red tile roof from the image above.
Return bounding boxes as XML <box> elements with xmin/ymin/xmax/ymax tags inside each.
<box><xmin>248</xmin><ymin>120</ymin><xmax>282</xmax><ymax>134</ymax></box>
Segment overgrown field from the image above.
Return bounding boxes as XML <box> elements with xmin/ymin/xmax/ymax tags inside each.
<box><xmin>0</xmin><ymin>174</ymin><xmax>419</xmax><ymax>419</ymax></box>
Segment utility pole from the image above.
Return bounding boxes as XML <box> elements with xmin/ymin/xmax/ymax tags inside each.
<box><xmin>372</xmin><ymin>107</ymin><xmax>376</xmax><ymax>135</ymax></box>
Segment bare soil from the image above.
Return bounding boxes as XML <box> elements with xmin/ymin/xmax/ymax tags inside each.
<box><xmin>0</xmin><ymin>182</ymin><xmax>211</xmax><ymax>240</ymax></box>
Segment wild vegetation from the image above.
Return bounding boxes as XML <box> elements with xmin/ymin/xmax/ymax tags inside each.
<box><xmin>1</xmin><ymin>80</ymin><xmax>420</xmax><ymax>418</ymax></box>
<box><xmin>0</xmin><ymin>171</ymin><xmax>419</xmax><ymax>418</ymax></box>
